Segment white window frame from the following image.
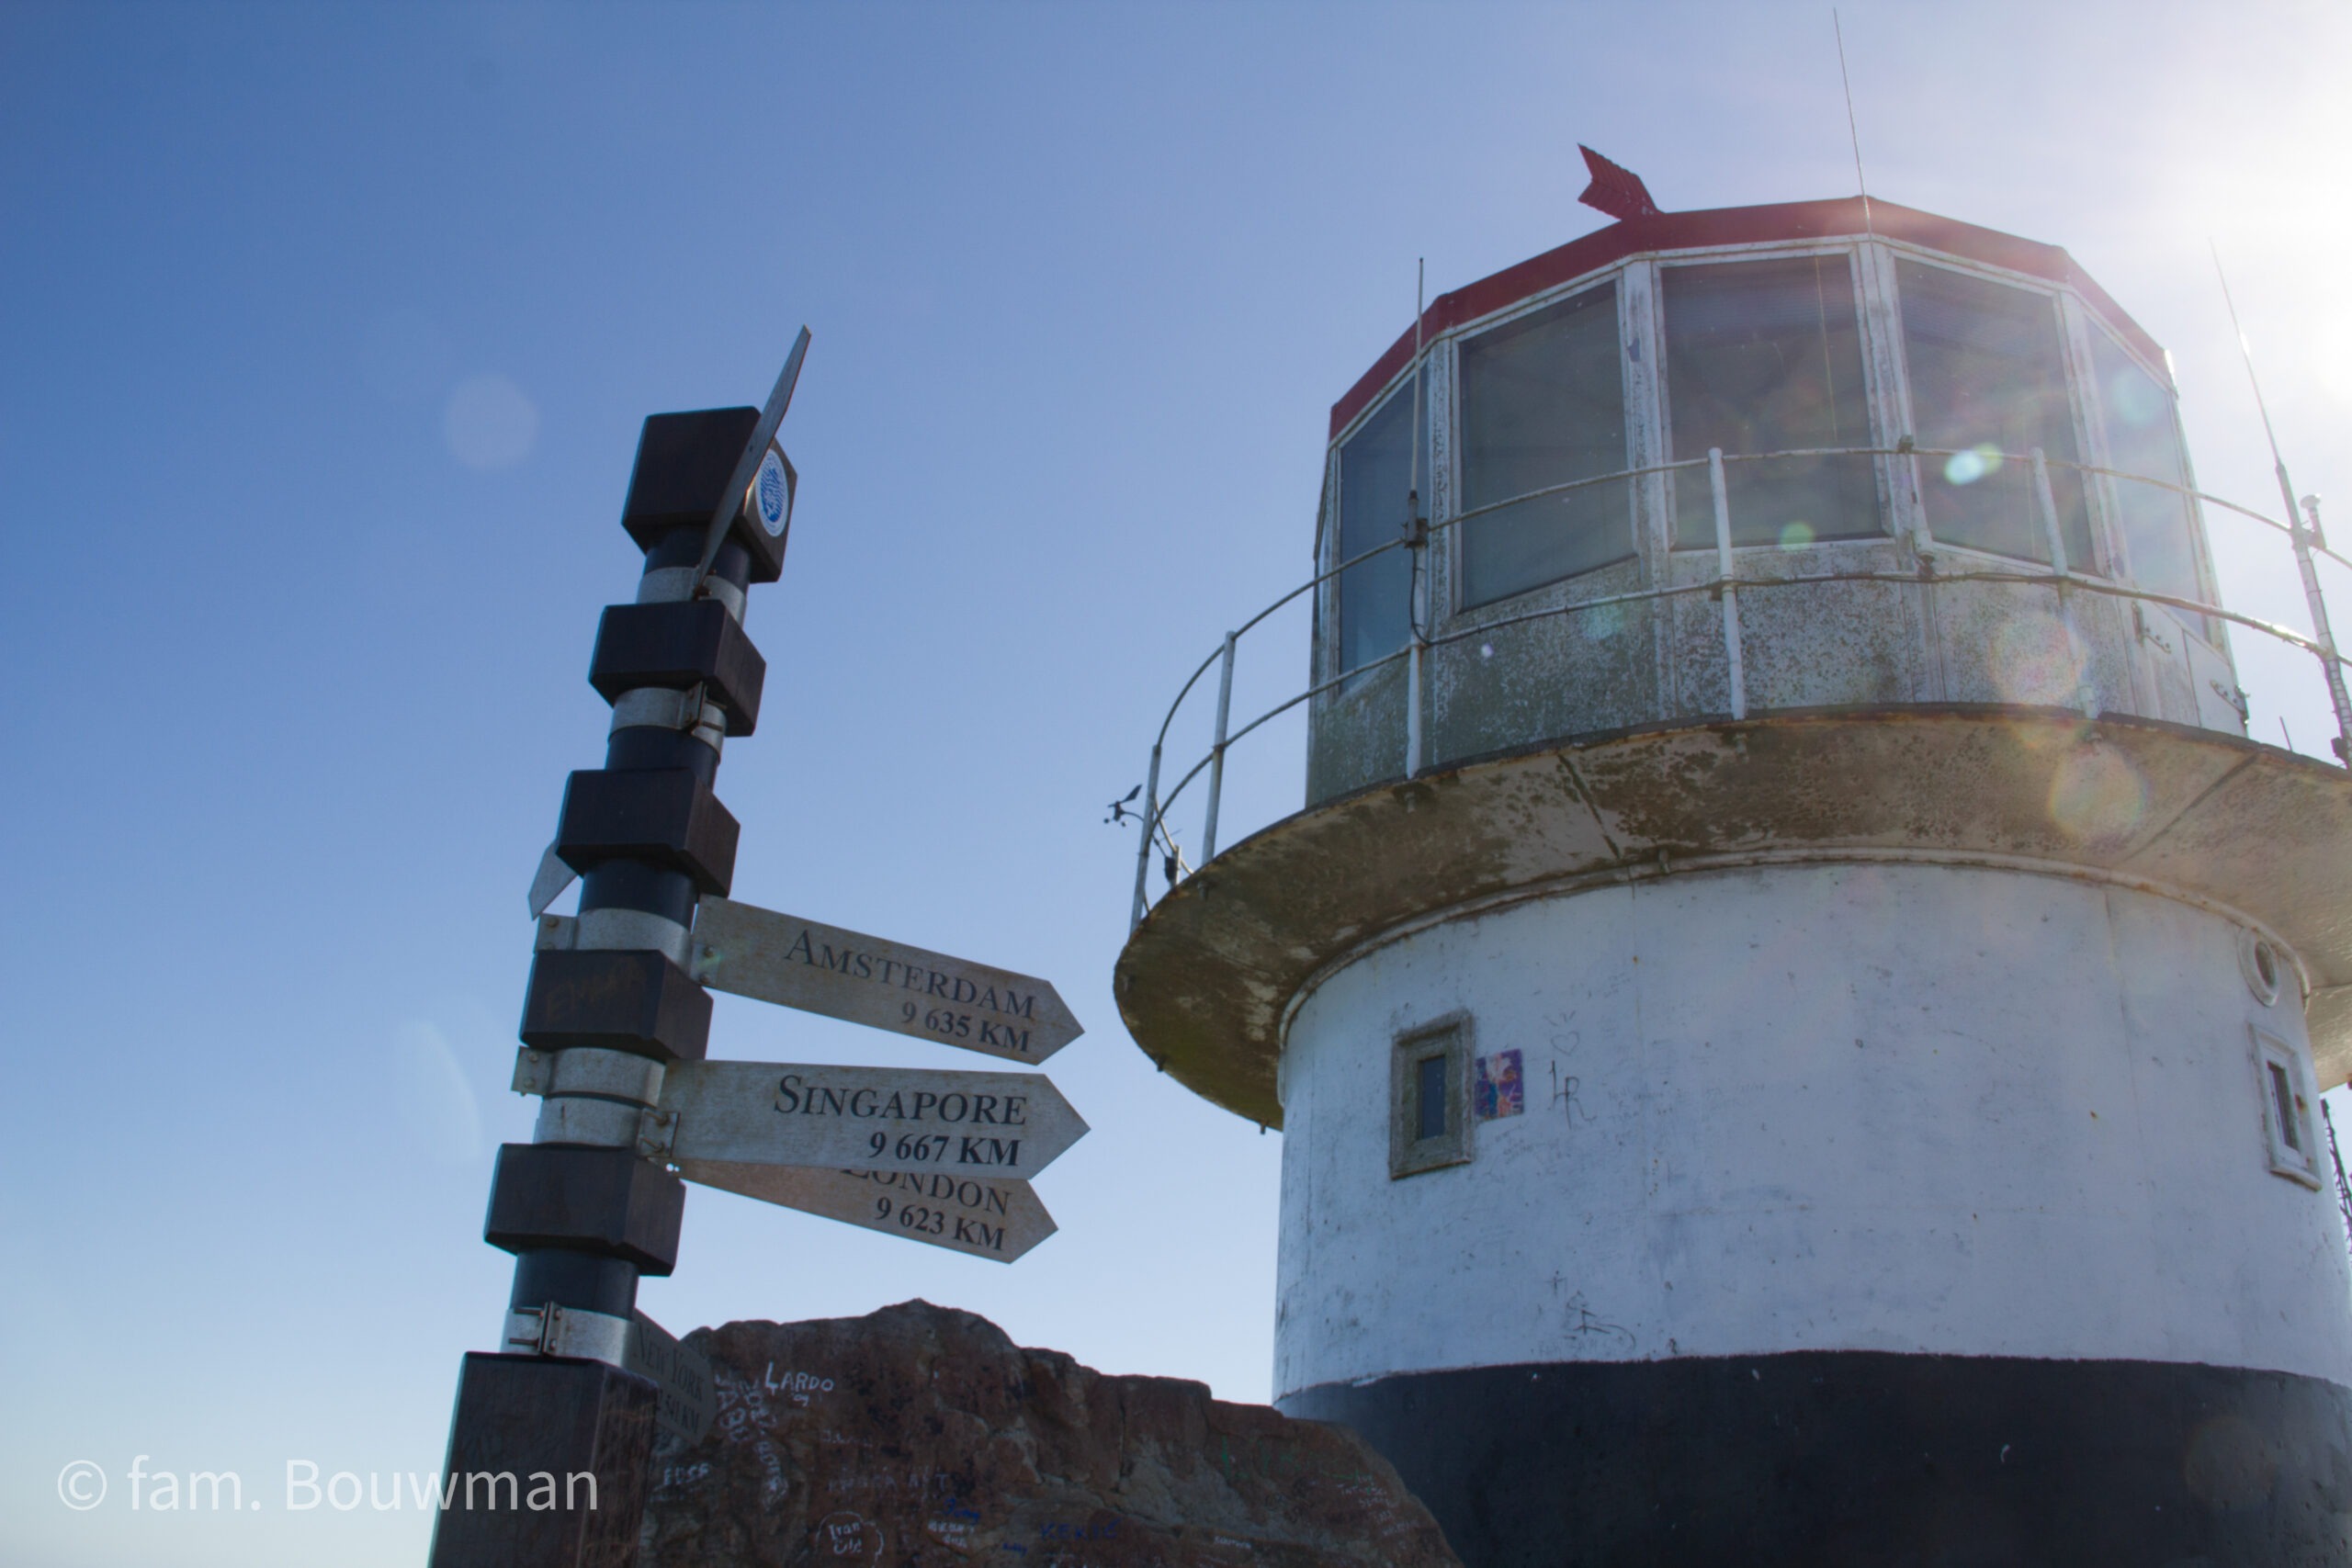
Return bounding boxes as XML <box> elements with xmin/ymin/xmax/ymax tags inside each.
<box><xmin>1880</xmin><ymin>247</ymin><xmax>2106</xmax><ymax>577</ymax></box>
<box><xmin>1390</xmin><ymin>1012</ymin><xmax>1475</xmax><ymax>1179</ymax></box>
<box><xmin>2252</xmin><ymin>1025</ymin><xmax>2322</xmax><ymax>1189</ymax></box>
<box><xmin>1649</xmin><ymin>243</ymin><xmax>1892</xmax><ymax>554</ymax></box>
<box><xmin>2074</xmin><ymin>311</ymin><xmax>2229</xmax><ymax>658</ymax></box>
<box><xmin>1321</xmin><ymin>376</ymin><xmax>1429</xmax><ymax>690</ymax></box>
<box><xmin>1444</xmin><ymin>271</ymin><xmax>1639</xmax><ymax>616</ymax></box>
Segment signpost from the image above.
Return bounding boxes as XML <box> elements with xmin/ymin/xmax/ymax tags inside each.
<box><xmin>433</xmin><ymin>333</ymin><xmax>1088</xmax><ymax>1568</ymax></box>
<box><xmin>679</xmin><ymin>1162</ymin><xmax>1057</xmax><ymax>1262</ymax></box>
<box><xmin>691</xmin><ymin>897</ymin><xmax>1083</xmax><ymax>1063</ymax></box>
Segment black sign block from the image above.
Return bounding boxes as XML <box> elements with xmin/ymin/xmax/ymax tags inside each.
<box><xmin>426</xmin><ymin>1352</ymin><xmax>656</xmax><ymax>1568</ymax></box>
<box><xmin>620</xmin><ymin>407</ymin><xmax>785</xmax><ymax>582</ymax></box>
<box><xmin>486</xmin><ymin>1145</ymin><xmax>684</xmax><ymax>1275</ymax></box>
<box><xmin>521</xmin><ymin>950</ymin><xmax>712</xmax><ymax>1063</ymax></box>
<box><xmin>589</xmin><ymin>600</ymin><xmax>767</xmax><ymax>736</ymax></box>
<box><xmin>554</xmin><ymin>768</ymin><xmax>739</xmax><ymax>895</ymax></box>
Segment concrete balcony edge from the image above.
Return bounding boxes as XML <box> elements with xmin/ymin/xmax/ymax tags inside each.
<box><xmin>1114</xmin><ymin>705</ymin><xmax>2352</xmax><ymax>1127</ymax></box>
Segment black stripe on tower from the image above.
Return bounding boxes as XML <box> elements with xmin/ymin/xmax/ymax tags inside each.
<box><xmin>1284</xmin><ymin>1354</ymin><xmax>2352</xmax><ymax>1567</ymax></box>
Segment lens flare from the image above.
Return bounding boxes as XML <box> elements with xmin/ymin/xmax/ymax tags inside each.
<box><xmin>2047</xmin><ymin>743</ymin><xmax>2147</xmax><ymax>845</ymax></box>
<box><xmin>392</xmin><ymin>1019</ymin><xmax>485</xmax><ymax>1162</ymax></box>
<box><xmin>1942</xmin><ymin>444</ymin><xmax>2004</xmax><ymax>486</ymax></box>
<box><xmin>2105</xmin><ymin>369</ymin><xmax>2165</xmax><ymax>428</ymax></box>
<box><xmin>445</xmin><ymin>373</ymin><xmax>539</xmax><ymax>469</ymax></box>
<box><xmin>1989</xmin><ymin>613</ymin><xmax>2089</xmax><ymax>708</ymax></box>
<box><xmin>1778</xmin><ymin>521</ymin><xmax>1815</xmax><ymax>550</ymax></box>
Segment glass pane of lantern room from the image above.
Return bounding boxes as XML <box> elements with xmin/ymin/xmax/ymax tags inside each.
<box><xmin>2087</xmin><ymin>328</ymin><xmax>2206</xmax><ymax>623</ymax></box>
<box><xmin>1666</xmin><ymin>255</ymin><xmax>1878</xmax><ymax>548</ymax></box>
<box><xmin>1334</xmin><ymin>383</ymin><xmax>1424</xmax><ymax>676</ymax></box>
<box><xmin>1458</xmin><ymin>282</ymin><xmax>1631</xmax><ymax>607</ymax></box>
<box><xmin>1898</xmin><ymin>261</ymin><xmax>2094</xmax><ymax>569</ymax></box>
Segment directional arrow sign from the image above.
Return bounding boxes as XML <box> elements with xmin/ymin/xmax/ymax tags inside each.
<box><xmin>627</xmin><ymin>1312</ymin><xmax>715</xmax><ymax>1444</ymax></box>
<box><xmin>690</xmin><ymin>897</ymin><xmax>1082</xmax><ymax>1063</ymax></box>
<box><xmin>650</xmin><ymin>1060</ymin><xmax>1087</xmax><ymax>1182</ymax></box>
<box><xmin>680</xmin><ymin>1162</ymin><xmax>1057</xmax><ymax>1264</ymax></box>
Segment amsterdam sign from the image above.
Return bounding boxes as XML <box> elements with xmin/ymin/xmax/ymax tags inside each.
<box><xmin>690</xmin><ymin>897</ymin><xmax>1083</xmax><ymax>1064</ymax></box>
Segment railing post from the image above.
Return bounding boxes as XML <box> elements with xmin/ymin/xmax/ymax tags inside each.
<box><xmin>2029</xmin><ymin>447</ymin><xmax>2070</xmax><ymax>575</ymax></box>
<box><xmin>2030</xmin><ymin>446</ymin><xmax>2095</xmax><ymax>717</ymax></box>
<box><xmin>1405</xmin><ymin>638</ymin><xmax>1424</xmax><ymax>779</ymax></box>
<box><xmin>1129</xmin><ymin>742</ymin><xmax>1162</xmax><ymax>932</ymax></box>
<box><xmin>1903</xmin><ymin>437</ymin><xmax>1938</xmax><ymax>557</ymax></box>
<box><xmin>1708</xmin><ymin>448</ymin><xmax>1747</xmax><ymax>721</ymax></box>
<box><xmin>2291</xmin><ymin>495</ymin><xmax>2352</xmax><ymax>764</ymax></box>
<box><xmin>1202</xmin><ymin>631</ymin><xmax>1237</xmax><ymax>862</ymax></box>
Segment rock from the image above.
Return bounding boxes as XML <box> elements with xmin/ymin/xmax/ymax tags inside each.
<box><xmin>639</xmin><ymin>1300</ymin><xmax>1461</xmax><ymax>1568</ymax></box>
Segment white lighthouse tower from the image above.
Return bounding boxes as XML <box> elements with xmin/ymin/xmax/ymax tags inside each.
<box><xmin>1116</xmin><ymin>169</ymin><xmax>2352</xmax><ymax>1563</ymax></box>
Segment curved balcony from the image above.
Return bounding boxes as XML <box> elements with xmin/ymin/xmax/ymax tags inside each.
<box><xmin>1125</xmin><ymin>446</ymin><xmax>2352</xmax><ymax>931</ymax></box>
<box><xmin>1114</xmin><ymin>449</ymin><xmax>2352</xmax><ymax>1122</ymax></box>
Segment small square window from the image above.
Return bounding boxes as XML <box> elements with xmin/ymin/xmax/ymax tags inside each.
<box><xmin>1392</xmin><ymin>1016</ymin><xmax>1474</xmax><ymax>1178</ymax></box>
<box><xmin>2253</xmin><ymin>1027</ymin><xmax>2321</xmax><ymax>1189</ymax></box>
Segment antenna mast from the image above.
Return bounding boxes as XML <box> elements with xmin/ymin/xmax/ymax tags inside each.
<box><xmin>1834</xmin><ymin>10</ymin><xmax>1873</xmax><ymax>235</ymax></box>
<box><xmin>2213</xmin><ymin>243</ymin><xmax>2352</xmax><ymax>761</ymax></box>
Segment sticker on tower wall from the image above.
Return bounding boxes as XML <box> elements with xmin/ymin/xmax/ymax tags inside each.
<box><xmin>1475</xmin><ymin>1051</ymin><xmax>1523</xmax><ymax>1121</ymax></box>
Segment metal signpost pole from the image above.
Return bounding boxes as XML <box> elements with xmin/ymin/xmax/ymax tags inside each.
<box><xmin>429</xmin><ymin>351</ymin><xmax>805</xmax><ymax>1566</ymax></box>
<box><xmin>427</xmin><ymin>331</ymin><xmax>1087</xmax><ymax>1567</ymax></box>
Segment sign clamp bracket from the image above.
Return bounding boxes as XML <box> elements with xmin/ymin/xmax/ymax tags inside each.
<box><xmin>502</xmin><ymin>1303</ymin><xmax>714</xmax><ymax>1443</ymax></box>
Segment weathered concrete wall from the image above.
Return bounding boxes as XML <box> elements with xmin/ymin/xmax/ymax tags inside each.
<box><xmin>1306</xmin><ymin>659</ymin><xmax>1408</xmax><ymax>807</ymax></box>
<box><xmin>1424</xmin><ymin>558</ymin><xmax>1660</xmax><ymax>766</ymax></box>
<box><xmin>1273</xmin><ymin>861</ymin><xmax>2351</xmax><ymax>1396</ymax></box>
<box><xmin>1663</xmin><ymin>543</ymin><xmax>1928</xmax><ymax>720</ymax></box>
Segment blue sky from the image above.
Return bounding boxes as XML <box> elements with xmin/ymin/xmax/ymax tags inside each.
<box><xmin>7</xmin><ymin>3</ymin><xmax>2351</xmax><ymax>1563</ymax></box>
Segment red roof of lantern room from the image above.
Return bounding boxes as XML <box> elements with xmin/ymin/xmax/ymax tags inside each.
<box><xmin>1328</xmin><ymin>196</ymin><xmax>2167</xmax><ymax>442</ymax></box>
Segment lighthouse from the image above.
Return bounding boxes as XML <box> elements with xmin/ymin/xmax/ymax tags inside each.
<box><xmin>1116</xmin><ymin>173</ymin><xmax>2352</xmax><ymax>1563</ymax></box>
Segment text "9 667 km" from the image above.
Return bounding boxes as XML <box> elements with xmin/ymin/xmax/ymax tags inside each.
<box><xmin>866</xmin><ymin>1131</ymin><xmax>1026</xmax><ymax>1168</ymax></box>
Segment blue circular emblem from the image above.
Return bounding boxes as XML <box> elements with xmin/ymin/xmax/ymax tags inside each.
<box><xmin>756</xmin><ymin>452</ymin><xmax>788</xmax><ymax>536</ymax></box>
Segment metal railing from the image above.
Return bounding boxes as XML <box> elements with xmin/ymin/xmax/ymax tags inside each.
<box><xmin>1128</xmin><ymin>445</ymin><xmax>2352</xmax><ymax>931</ymax></box>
